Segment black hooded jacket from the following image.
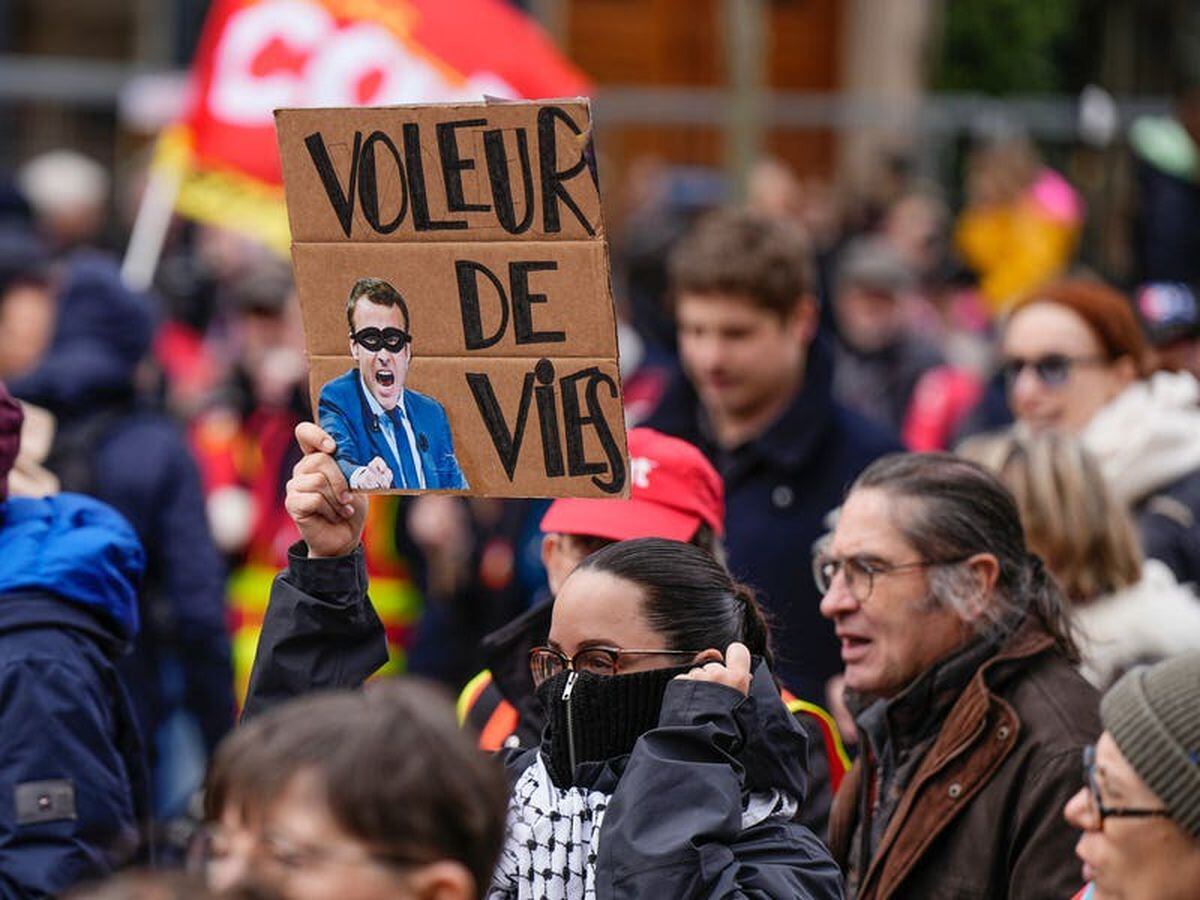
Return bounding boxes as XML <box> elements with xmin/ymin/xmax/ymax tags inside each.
<box><xmin>490</xmin><ymin>662</ymin><xmax>843</xmax><ymax>898</ymax></box>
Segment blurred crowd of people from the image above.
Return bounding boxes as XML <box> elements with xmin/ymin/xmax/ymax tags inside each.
<box><xmin>1</xmin><ymin>82</ymin><xmax>1200</xmax><ymax>900</ymax></box>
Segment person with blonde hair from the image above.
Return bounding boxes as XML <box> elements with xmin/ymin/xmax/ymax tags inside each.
<box><xmin>1000</xmin><ymin>277</ymin><xmax>1200</xmax><ymax>586</ymax></box>
<box><xmin>961</xmin><ymin>431</ymin><xmax>1200</xmax><ymax>689</ymax></box>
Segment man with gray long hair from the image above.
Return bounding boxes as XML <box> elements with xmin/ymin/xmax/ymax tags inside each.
<box><xmin>816</xmin><ymin>452</ymin><xmax>1099</xmax><ymax>899</ymax></box>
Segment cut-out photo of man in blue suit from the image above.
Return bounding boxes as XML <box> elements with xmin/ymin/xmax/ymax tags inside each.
<box><xmin>318</xmin><ymin>278</ymin><xmax>468</xmax><ymax>491</ymax></box>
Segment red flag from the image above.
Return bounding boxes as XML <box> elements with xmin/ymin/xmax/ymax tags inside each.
<box><xmin>156</xmin><ymin>0</ymin><xmax>590</xmax><ymax>251</ymax></box>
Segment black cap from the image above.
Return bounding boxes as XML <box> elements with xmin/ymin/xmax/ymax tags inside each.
<box><xmin>1136</xmin><ymin>282</ymin><xmax>1200</xmax><ymax>346</ymax></box>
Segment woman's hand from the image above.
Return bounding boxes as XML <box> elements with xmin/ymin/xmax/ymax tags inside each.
<box><xmin>676</xmin><ymin>641</ymin><xmax>752</xmax><ymax>696</ymax></box>
<box><xmin>286</xmin><ymin>422</ymin><xmax>369</xmax><ymax>558</ymax></box>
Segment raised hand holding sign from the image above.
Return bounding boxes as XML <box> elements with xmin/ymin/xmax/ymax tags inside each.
<box><xmin>285</xmin><ymin>423</ymin><xmax>368</xmax><ymax>558</ymax></box>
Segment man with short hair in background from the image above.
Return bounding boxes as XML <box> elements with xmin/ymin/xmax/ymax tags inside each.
<box><xmin>646</xmin><ymin>208</ymin><xmax>900</xmax><ymax>703</ymax></box>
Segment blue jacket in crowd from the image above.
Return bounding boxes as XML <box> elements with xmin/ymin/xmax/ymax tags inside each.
<box><xmin>646</xmin><ymin>338</ymin><xmax>902</xmax><ymax>701</ymax></box>
<box><xmin>8</xmin><ymin>253</ymin><xmax>234</xmax><ymax>762</ymax></box>
<box><xmin>0</xmin><ymin>493</ymin><xmax>150</xmax><ymax>898</ymax></box>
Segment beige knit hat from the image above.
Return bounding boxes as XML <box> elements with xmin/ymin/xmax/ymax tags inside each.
<box><xmin>1101</xmin><ymin>652</ymin><xmax>1200</xmax><ymax>839</ymax></box>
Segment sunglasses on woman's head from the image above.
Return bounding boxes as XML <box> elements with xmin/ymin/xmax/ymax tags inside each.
<box><xmin>1000</xmin><ymin>353</ymin><xmax>1107</xmax><ymax>389</ymax></box>
<box><xmin>352</xmin><ymin>327</ymin><xmax>411</xmax><ymax>353</ymax></box>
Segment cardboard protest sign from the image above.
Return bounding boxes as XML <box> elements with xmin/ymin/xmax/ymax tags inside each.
<box><xmin>277</xmin><ymin>99</ymin><xmax>628</xmax><ymax>497</ymax></box>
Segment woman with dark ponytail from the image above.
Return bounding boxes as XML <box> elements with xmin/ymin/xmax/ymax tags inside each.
<box><xmin>486</xmin><ymin>537</ymin><xmax>842</xmax><ymax>900</ymax></box>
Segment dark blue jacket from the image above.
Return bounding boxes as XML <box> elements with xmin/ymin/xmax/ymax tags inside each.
<box><xmin>1136</xmin><ymin>466</ymin><xmax>1200</xmax><ymax>588</ymax></box>
<box><xmin>646</xmin><ymin>339</ymin><xmax>902</xmax><ymax>700</ymax></box>
<box><xmin>0</xmin><ymin>494</ymin><xmax>150</xmax><ymax>898</ymax></box>
<box><xmin>318</xmin><ymin>369</ymin><xmax>468</xmax><ymax>490</ymax></box>
<box><xmin>8</xmin><ymin>253</ymin><xmax>234</xmax><ymax>758</ymax></box>
<box><xmin>1131</xmin><ymin>118</ymin><xmax>1200</xmax><ymax>283</ymax></box>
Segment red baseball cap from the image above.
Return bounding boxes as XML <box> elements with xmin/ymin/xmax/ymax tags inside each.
<box><xmin>540</xmin><ymin>428</ymin><xmax>724</xmax><ymax>542</ymax></box>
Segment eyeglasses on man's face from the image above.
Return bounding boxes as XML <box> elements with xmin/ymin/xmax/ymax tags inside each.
<box><xmin>999</xmin><ymin>353</ymin><xmax>1108</xmax><ymax>390</ymax></box>
<box><xmin>352</xmin><ymin>326</ymin><xmax>411</xmax><ymax>353</ymax></box>
<box><xmin>1081</xmin><ymin>744</ymin><xmax>1170</xmax><ymax>830</ymax></box>
<box><xmin>529</xmin><ymin>645</ymin><xmax>702</xmax><ymax>686</ymax></box>
<box><xmin>812</xmin><ymin>553</ymin><xmax>970</xmax><ymax>605</ymax></box>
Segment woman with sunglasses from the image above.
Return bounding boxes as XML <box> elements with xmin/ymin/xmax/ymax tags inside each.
<box><xmin>486</xmin><ymin>536</ymin><xmax>843</xmax><ymax>899</ymax></box>
<box><xmin>1000</xmin><ymin>278</ymin><xmax>1200</xmax><ymax>587</ymax></box>
<box><xmin>1063</xmin><ymin>651</ymin><xmax>1200</xmax><ymax>899</ymax></box>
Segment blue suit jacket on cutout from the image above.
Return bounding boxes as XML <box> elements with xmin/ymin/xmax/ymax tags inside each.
<box><xmin>318</xmin><ymin>369</ymin><xmax>468</xmax><ymax>490</ymax></box>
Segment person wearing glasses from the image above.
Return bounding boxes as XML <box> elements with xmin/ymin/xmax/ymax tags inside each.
<box><xmin>202</xmin><ymin>680</ymin><xmax>510</xmax><ymax>900</ymax></box>
<box><xmin>318</xmin><ymin>278</ymin><xmax>467</xmax><ymax>491</ymax></box>
<box><xmin>486</xmin><ymin>537</ymin><xmax>842</xmax><ymax>898</ymax></box>
<box><xmin>1001</xmin><ymin>277</ymin><xmax>1200</xmax><ymax>588</ymax></box>
<box><xmin>817</xmin><ymin>452</ymin><xmax>1100</xmax><ymax>899</ymax></box>
<box><xmin>1063</xmin><ymin>651</ymin><xmax>1200</xmax><ymax>900</ymax></box>
<box><xmin>239</xmin><ymin>526</ymin><xmax>843</xmax><ymax>896</ymax></box>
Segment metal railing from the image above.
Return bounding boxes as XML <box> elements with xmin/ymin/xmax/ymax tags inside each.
<box><xmin>0</xmin><ymin>54</ymin><xmax>1172</xmax><ymax>137</ymax></box>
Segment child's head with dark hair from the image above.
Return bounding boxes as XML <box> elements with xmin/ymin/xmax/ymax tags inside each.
<box><xmin>204</xmin><ymin>680</ymin><xmax>509</xmax><ymax>900</ymax></box>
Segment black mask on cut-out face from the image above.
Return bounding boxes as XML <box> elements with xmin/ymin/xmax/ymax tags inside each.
<box><xmin>535</xmin><ymin>663</ymin><xmax>693</xmax><ymax>788</ymax></box>
<box><xmin>352</xmin><ymin>326</ymin><xmax>411</xmax><ymax>353</ymax></box>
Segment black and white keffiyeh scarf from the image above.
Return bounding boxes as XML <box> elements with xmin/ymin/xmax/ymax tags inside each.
<box><xmin>487</xmin><ymin>755</ymin><xmax>609</xmax><ymax>900</ymax></box>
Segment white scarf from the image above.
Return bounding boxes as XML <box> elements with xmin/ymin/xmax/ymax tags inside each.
<box><xmin>1081</xmin><ymin>371</ymin><xmax>1200</xmax><ymax>506</ymax></box>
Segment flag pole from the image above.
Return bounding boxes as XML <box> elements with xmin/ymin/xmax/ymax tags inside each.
<box><xmin>722</xmin><ymin>0</ymin><xmax>767</xmax><ymax>201</ymax></box>
<box><xmin>121</xmin><ymin>160</ymin><xmax>182</xmax><ymax>291</ymax></box>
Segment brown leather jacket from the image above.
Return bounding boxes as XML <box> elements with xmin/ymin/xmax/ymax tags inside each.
<box><xmin>829</xmin><ymin>618</ymin><xmax>1100</xmax><ymax>900</ymax></box>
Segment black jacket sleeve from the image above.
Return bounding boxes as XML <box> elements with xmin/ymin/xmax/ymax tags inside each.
<box><xmin>241</xmin><ymin>541</ymin><xmax>388</xmax><ymax>720</ymax></box>
<box><xmin>794</xmin><ymin>713</ymin><xmax>834</xmax><ymax>838</ymax></box>
<box><xmin>595</xmin><ymin>679</ymin><xmax>844</xmax><ymax>900</ymax></box>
